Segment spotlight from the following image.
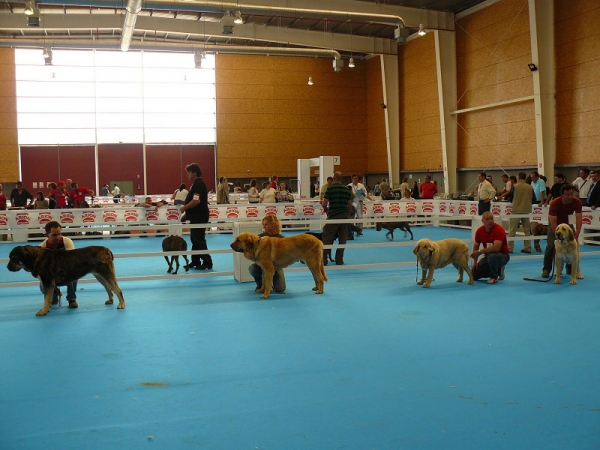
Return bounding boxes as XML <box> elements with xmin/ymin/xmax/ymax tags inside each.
<box><xmin>528</xmin><ymin>63</ymin><xmax>538</xmax><ymax>71</ymax></box>
<box><xmin>348</xmin><ymin>57</ymin><xmax>355</xmax><ymax>68</ymax></box>
<box><xmin>418</xmin><ymin>24</ymin><xmax>426</xmax><ymax>36</ymax></box>
<box><xmin>380</xmin><ymin>103</ymin><xmax>387</xmax><ymax>109</ymax></box>
<box><xmin>308</xmin><ymin>77</ymin><xmax>313</xmax><ymax>86</ymax></box>
<box><xmin>233</xmin><ymin>10</ymin><xmax>243</xmax><ymax>24</ymax></box>
<box><xmin>42</xmin><ymin>46</ymin><xmax>50</xmax><ymax>59</ymax></box>
<box><xmin>23</xmin><ymin>0</ymin><xmax>35</xmax><ymax>15</ymax></box>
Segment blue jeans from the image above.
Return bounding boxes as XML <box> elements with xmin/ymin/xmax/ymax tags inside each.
<box><xmin>473</xmin><ymin>252</ymin><xmax>510</xmax><ymax>280</ymax></box>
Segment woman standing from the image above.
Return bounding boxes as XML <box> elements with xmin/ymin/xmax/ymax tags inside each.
<box><xmin>217</xmin><ymin>177</ymin><xmax>230</xmax><ymax>204</ymax></box>
<box><xmin>248</xmin><ymin>179</ymin><xmax>260</xmax><ymax>203</ymax></box>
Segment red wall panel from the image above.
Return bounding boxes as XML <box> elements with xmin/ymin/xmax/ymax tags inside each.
<box><xmin>146</xmin><ymin>144</ymin><xmax>216</xmax><ymax>193</ymax></box>
<box><xmin>20</xmin><ymin>145</ymin><xmax>95</xmax><ymax>192</ymax></box>
<box><xmin>98</xmin><ymin>144</ymin><xmax>144</xmax><ymax>195</ymax></box>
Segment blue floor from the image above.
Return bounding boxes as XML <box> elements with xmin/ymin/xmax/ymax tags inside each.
<box><xmin>1</xmin><ymin>227</ymin><xmax>600</xmax><ymax>449</ymax></box>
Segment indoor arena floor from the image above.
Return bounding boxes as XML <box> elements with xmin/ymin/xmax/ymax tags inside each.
<box><xmin>1</xmin><ymin>226</ymin><xmax>600</xmax><ymax>450</ymax></box>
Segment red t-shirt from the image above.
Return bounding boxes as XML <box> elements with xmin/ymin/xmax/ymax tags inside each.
<box><xmin>420</xmin><ymin>181</ymin><xmax>438</xmax><ymax>199</ymax></box>
<box><xmin>548</xmin><ymin>197</ymin><xmax>582</xmax><ymax>225</ymax></box>
<box><xmin>475</xmin><ymin>223</ymin><xmax>509</xmax><ymax>254</ymax></box>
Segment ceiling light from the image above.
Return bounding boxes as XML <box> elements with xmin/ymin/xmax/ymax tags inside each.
<box><xmin>234</xmin><ymin>10</ymin><xmax>243</xmax><ymax>24</ymax></box>
<box><xmin>528</xmin><ymin>63</ymin><xmax>538</xmax><ymax>71</ymax></box>
<box><xmin>23</xmin><ymin>0</ymin><xmax>35</xmax><ymax>15</ymax></box>
<box><xmin>221</xmin><ymin>10</ymin><xmax>235</xmax><ymax>35</ymax></box>
<box><xmin>348</xmin><ymin>57</ymin><xmax>355</xmax><ymax>68</ymax></box>
<box><xmin>42</xmin><ymin>47</ymin><xmax>50</xmax><ymax>58</ymax></box>
<box><xmin>418</xmin><ymin>24</ymin><xmax>426</xmax><ymax>36</ymax></box>
<box><xmin>308</xmin><ymin>77</ymin><xmax>313</xmax><ymax>86</ymax></box>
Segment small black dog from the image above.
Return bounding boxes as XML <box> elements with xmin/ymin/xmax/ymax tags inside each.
<box><xmin>376</xmin><ymin>221</ymin><xmax>413</xmax><ymax>241</ymax></box>
<box><xmin>162</xmin><ymin>235</ymin><xmax>190</xmax><ymax>275</ymax></box>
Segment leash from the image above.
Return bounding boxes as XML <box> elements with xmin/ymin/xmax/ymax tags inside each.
<box><xmin>523</xmin><ymin>250</ymin><xmax>555</xmax><ymax>282</ymax></box>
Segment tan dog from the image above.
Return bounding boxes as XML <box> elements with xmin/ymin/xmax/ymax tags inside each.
<box><xmin>230</xmin><ymin>232</ymin><xmax>327</xmax><ymax>299</ymax></box>
<box><xmin>412</xmin><ymin>238</ymin><xmax>474</xmax><ymax>288</ymax></box>
<box><xmin>554</xmin><ymin>223</ymin><xmax>583</xmax><ymax>285</ymax></box>
<box><xmin>531</xmin><ymin>221</ymin><xmax>548</xmax><ymax>253</ymax></box>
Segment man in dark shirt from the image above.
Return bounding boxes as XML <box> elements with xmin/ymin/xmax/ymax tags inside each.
<box><xmin>321</xmin><ymin>171</ymin><xmax>352</xmax><ymax>265</ymax></box>
<box><xmin>179</xmin><ymin>163</ymin><xmax>212</xmax><ymax>270</ymax></box>
<box><xmin>10</xmin><ymin>181</ymin><xmax>34</xmax><ymax>208</ymax></box>
<box><xmin>542</xmin><ymin>184</ymin><xmax>582</xmax><ymax>278</ymax></box>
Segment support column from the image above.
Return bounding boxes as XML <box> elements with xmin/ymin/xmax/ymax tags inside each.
<box><xmin>434</xmin><ymin>30</ymin><xmax>458</xmax><ymax>196</ymax></box>
<box><xmin>528</xmin><ymin>0</ymin><xmax>556</xmax><ymax>177</ymax></box>
<box><xmin>380</xmin><ymin>54</ymin><xmax>400</xmax><ymax>187</ymax></box>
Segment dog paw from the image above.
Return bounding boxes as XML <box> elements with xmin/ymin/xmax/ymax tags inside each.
<box><xmin>117</xmin><ymin>304</ymin><xmax>126</xmax><ymax>309</ymax></box>
<box><xmin>314</xmin><ymin>289</ymin><xmax>324</xmax><ymax>294</ymax></box>
<box><xmin>577</xmin><ymin>274</ymin><xmax>584</xmax><ymax>280</ymax></box>
<box><xmin>422</xmin><ymin>284</ymin><xmax>430</xmax><ymax>288</ymax></box>
<box><xmin>167</xmin><ymin>268</ymin><xmax>172</xmax><ymax>273</ymax></box>
<box><xmin>36</xmin><ymin>309</ymin><xmax>49</xmax><ymax>316</ymax></box>
<box><xmin>260</xmin><ymin>294</ymin><xmax>270</xmax><ymax>299</ymax></box>
<box><xmin>416</xmin><ymin>280</ymin><xmax>424</xmax><ymax>285</ymax></box>
<box><xmin>554</xmin><ymin>279</ymin><xmax>561</xmax><ymax>284</ymax></box>
<box><xmin>105</xmin><ymin>299</ymin><xmax>114</xmax><ymax>305</ymax></box>
<box><xmin>467</xmin><ymin>280</ymin><xmax>474</xmax><ymax>285</ymax></box>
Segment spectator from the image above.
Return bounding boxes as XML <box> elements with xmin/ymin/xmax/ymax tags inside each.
<box><xmin>217</xmin><ymin>177</ymin><xmax>230</xmax><ymax>204</ymax></box>
<box><xmin>471</xmin><ymin>211</ymin><xmax>510</xmax><ymax>284</ymax></box>
<box><xmin>544</xmin><ymin>173</ymin><xmax>568</xmax><ymax>206</ymax></box>
<box><xmin>139</xmin><ymin>196</ymin><xmax>167</xmax><ymax>211</ymax></box>
<box><xmin>52</xmin><ymin>182</ymin><xmax>69</xmax><ymax>209</ymax></box>
<box><xmin>46</xmin><ymin>182</ymin><xmax>57</xmax><ymax>209</ymax></box>
<box><xmin>573</xmin><ymin>167</ymin><xmax>591</xmax><ymax>206</ymax></box>
<box><xmin>248</xmin><ymin>215</ymin><xmax>286</xmax><ymax>294</ymax></box>
<box><xmin>419</xmin><ymin>175</ymin><xmax>437</xmax><ymax>199</ymax></box>
<box><xmin>259</xmin><ymin>181</ymin><xmax>277</xmax><ymax>203</ymax></box>
<box><xmin>411</xmin><ymin>181</ymin><xmax>421</xmax><ymax>199</ymax></box>
<box><xmin>348</xmin><ymin>174</ymin><xmax>371</xmax><ymax>236</ymax></box>
<box><xmin>319</xmin><ymin>177</ymin><xmax>334</xmax><ymax>202</ymax></box>
<box><xmin>10</xmin><ymin>181</ymin><xmax>34</xmax><ymax>208</ymax></box>
<box><xmin>400</xmin><ymin>189</ymin><xmax>414</xmax><ymax>201</ymax></box>
<box><xmin>33</xmin><ymin>191</ymin><xmax>49</xmax><ymax>209</ymax></box>
<box><xmin>248</xmin><ymin>179</ymin><xmax>260</xmax><ymax>203</ymax></box>
<box><xmin>269</xmin><ymin>175</ymin><xmax>278</xmax><ymax>190</ymax></box>
<box><xmin>508</xmin><ymin>172</ymin><xmax>533</xmax><ymax>254</ymax></box>
<box><xmin>476</xmin><ymin>172</ymin><xmax>496</xmax><ymax>215</ymax></box>
<box><xmin>0</xmin><ymin>184</ymin><xmax>7</xmax><ymax>210</ymax></box>
<box><xmin>542</xmin><ymin>184</ymin><xmax>582</xmax><ymax>278</ymax></box>
<box><xmin>321</xmin><ymin>171</ymin><xmax>353</xmax><ymax>265</ymax></box>
<box><xmin>530</xmin><ymin>171</ymin><xmax>546</xmax><ymax>206</ymax></box>
<box><xmin>399</xmin><ymin>177</ymin><xmax>410</xmax><ymax>197</ymax></box>
<box><xmin>112</xmin><ymin>183</ymin><xmax>121</xmax><ymax>204</ymax></box>
<box><xmin>171</xmin><ymin>183</ymin><xmax>188</xmax><ymax>206</ymax></box>
<box><xmin>278</xmin><ymin>181</ymin><xmax>293</xmax><ymax>202</ymax></box>
<box><xmin>373</xmin><ymin>181</ymin><xmax>381</xmax><ymax>196</ymax></box>
<box><xmin>101</xmin><ymin>183</ymin><xmax>110</xmax><ymax>196</ymax></box>
<box><xmin>496</xmin><ymin>174</ymin><xmax>512</xmax><ymax>200</ymax></box>
<box><xmin>179</xmin><ymin>163</ymin><xmax>213</xmax><ymax>270</ymax></box>
<box><xmin>69</xmin><ymin>182</ymin><xmax>94</xmax><ymax>208</ymax></box>
<box><xmin>586</xmin><ymin>170</ymin><xmax>599</xmax><ymax>210</ymax></box>
<box><xmin>506</xmin><ymin>176</ymin><xmax>517</xmax><ymax>202</ymax></box>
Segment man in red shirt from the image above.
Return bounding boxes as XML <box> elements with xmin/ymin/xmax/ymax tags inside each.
<box><xmin>419</xmin><ymin>175</ymin><xmax>438</xmax><ymax>199</ymax></box>
<box><xmin>471</xmin><ymin>211</ymin><xmax>510</xmax><ymax>284</ymax></box>
<box><xmin>542</xmin><ymin>184</ymin><xmax>582</xmax><ymax>278</ymax></box>
<box><xmin>69</xmin><ymin>182</ymin><xmax>94</xmax><ymax>208</ymax></box>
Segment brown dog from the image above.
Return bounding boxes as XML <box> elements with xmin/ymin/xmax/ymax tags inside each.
<box><xmin>230</xmin><ymin>232</ymin><xmax>327</xmax><ymax>299</ymax></box>
<box><xmin>554</xmin><ymin>223</ymin><xmax>583</xmax><ymax>285</ymax></box>
<box><xmin>376</xmin><ymin>221</ymin><xmax>413</xmax><ymax>241</ymax></box>
<box><xmin>162</xmin><ymin>235</ymin><xmax>189</xmax><ymax>275</ymax></box>
<box><xmin>531</xmin><ymin>221</ymin><xmax>548</xmax><ymax>253</ymax></box>
<box><xmin>7</xmin><ymin>245</ymin><xmax>125</xmax><ymax>316</ymax></box>
<box><xmin>412</xmin><ymin>238</ymin><xmax>474</xmax><ymax>288</ymax></box>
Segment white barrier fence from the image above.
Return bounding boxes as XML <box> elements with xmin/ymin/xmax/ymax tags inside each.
<box><xmin>1</xmin><ymin>199</ymin><xmax>600</xmax><ymax>243</ymax></box>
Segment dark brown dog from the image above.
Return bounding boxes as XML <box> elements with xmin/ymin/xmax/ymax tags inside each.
<box><xmin>7</xmin><ymin>245</ymin><xmax>126</xmax><ymax>316</ymax></box>
<box><xmin>376</xmin><ymin>221</ymin><xmax>413</xmax><ymax>241</ymax></box>
<box><xmin>531</xmin><ymin>221</ymin><xmax>548</xmax><ymax>253</ymax></box>
<box><xmin>162</xmin><ymin>235</ymin><xmax>189</xmax><ymax>275</ymax></box>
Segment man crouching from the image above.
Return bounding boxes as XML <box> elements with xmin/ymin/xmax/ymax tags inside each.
<box><xmin>471</xmin><ymin>212</ymin><xmax>510</xmax><ymax>284</ymax></box>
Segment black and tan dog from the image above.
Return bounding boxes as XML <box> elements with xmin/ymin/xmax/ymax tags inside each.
<box><xmin>162</xmin><ymin>235</ymin><xmax>189</xmax><ymax>275</ymax></box>
<box><xmin>376</xmin><ymin>221</ymin><xmax>413</xmax><ymax>241</ymax></box>
<box><xmin>231</xmin><ymin>232</ymin><xmax>327</xmax><ymax>299</ymax></box>
<box><xmin>7</xmin><ymin>245</ymin><xmax>126</xmax><ymax>316</ymax></box>
<box><xmin>531</xmin><ymin>221</ymin><xmax>548</xmax><ymax>253</ymax></box>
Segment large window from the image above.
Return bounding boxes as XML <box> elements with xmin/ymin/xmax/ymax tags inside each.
<box><xmin>15</xmin><ymin>49</ymin><xmax>216</xmax><ymax>145</ymax></box>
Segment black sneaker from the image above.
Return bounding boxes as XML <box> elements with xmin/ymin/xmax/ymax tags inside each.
<box><xmin>196</xmin><ymin>262</ymin><xmax>213</xmax><ymax>270</ymax></box>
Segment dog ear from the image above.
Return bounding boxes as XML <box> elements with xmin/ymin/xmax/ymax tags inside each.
<box><xmin>412</xmin><ymin>245</ymin><xmax>418</xmax><ymax>255</ymax></box>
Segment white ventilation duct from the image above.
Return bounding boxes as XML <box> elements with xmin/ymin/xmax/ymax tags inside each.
<box><xmin>121</xmin><ymin>0</ymin><xmax>143</xmax><ymax>52</ymax></box>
